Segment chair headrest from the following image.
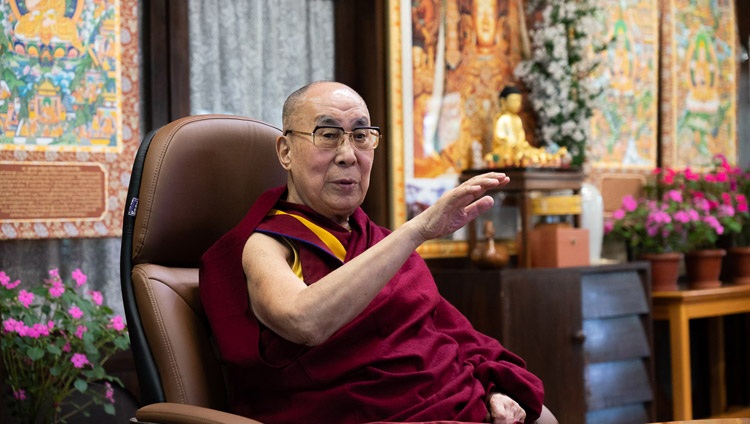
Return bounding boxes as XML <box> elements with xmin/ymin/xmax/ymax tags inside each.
<box><xmin>131</xmin><ymin>115</ymin><xmax>287</xmax><ymax>267</ymax></box>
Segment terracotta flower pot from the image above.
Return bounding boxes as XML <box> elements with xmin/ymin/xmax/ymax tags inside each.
<box><xmin>685</xmin><ymin>249</ymin><xmax>726</xmax><ymax>289</ymax></box>
<box><xmin>641</xmin><ymin>252</ymin><xmax>683</xmax><ymax>291</ymax></box>
<box><xmin>727</xmin><ymin>246</ymin><xmax>750</xmax><ymax>285</ymax></box>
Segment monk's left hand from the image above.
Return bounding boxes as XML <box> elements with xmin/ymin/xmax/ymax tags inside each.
<box><xmin>487</xmin><ymin>392</ymin><xmax>526</xmax><ymax>424</ymax></box>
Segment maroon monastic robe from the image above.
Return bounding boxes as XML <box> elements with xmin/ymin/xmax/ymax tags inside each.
<box><xmin>199</xmin><ymin>186</ymin><xmax>544</xmax><ymax>424</ymax></box>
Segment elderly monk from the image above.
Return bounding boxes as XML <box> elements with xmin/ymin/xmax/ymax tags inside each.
<box><xmin>200</xmin><ymin>81</ymin><xmax>545</xmax><ymax>424</ymax></box>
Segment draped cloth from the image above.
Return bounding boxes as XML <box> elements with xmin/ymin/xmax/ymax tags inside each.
<box><xmin>199</xmin><ymin>186</ymin><xmax>544</xmax><ymax>424</ymax></box>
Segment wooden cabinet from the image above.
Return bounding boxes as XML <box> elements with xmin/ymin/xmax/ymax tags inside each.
<box><xmin>431</xmin><ymin>262</ymin><xmax>655</xmax><ymax>424</ymax></box>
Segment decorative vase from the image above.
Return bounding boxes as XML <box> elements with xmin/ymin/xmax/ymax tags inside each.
<box><xmin>685</xmin><ymin>249</ymin><xmax>726</xmax><ymax>289</ymax></box>
<box><xmin>641</xmin><ymin>252</ymin><xmax>683</xmax><ymax>291</ymax></box>
<box><xmin>727</xmin><ymin>246</ymin><xmax>750</xmax><ymax>285</ymax></box>
<box><xmin>580</xmin><ymin>182</ymin><xmax>603</xmax><ymax>264</ymax></box>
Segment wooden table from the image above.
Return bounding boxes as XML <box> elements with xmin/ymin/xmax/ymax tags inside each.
<box><xmin>652</xmin><ymin>284</ymin><xmax>750</xmax><ymax>420</ymax></box>
<box><xmin>460</xmin><ymin>168</ymin><xmax>583</xmax><ymax>267</ymax></box>
<box><xmin>648</xmin><ymin>420</ymin><xmax>750</xmax><ymax>424</ymax></box>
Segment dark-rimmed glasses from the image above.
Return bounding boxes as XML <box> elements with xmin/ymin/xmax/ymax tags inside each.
<box><xmin>284</xmin><ymin>126</ymin><xmax>381</xmax><ymax>150</ymax></box>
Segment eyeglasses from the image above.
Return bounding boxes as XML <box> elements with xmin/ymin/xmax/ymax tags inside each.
<box><xmin>284</xmin><ymin>125</ymin><xmax>381</xmax><ymax>150</ymax></box>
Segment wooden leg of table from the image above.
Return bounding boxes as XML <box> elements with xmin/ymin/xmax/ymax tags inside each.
<box><xmin>669</xmin><ymin>305</ymin><xmax>692</xmax><ymax>420</ymax></box>
<box><xmin>708</xmin><ymin>317</ymin><xmax>726</xmax><ymax>416</ymax></box>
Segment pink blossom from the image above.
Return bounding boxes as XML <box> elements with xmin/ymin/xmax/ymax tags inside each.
<box><xmin>27</xmin><ymin>323</ymin><xmax>50</xmax><ymax>339</ymax></box>
<box><xmin>3</xmin><ymin>318</ymin><xmax>19</xmax><ymax>333</ymax></box>
<box><xmin>621</xmin><ymin>195</ymin><xmax>638</xmax><ymax>212</ymax></box>
<box><xmin>62</xmin><ymin>342</ymin><xmax>71</xmax><ymax>352</ymax></box>
<box><xmin>48</xmin><ymin>268</ymin><xmax>61</xmax><ymax>282</ymax></box>
<box><xmin>68</xmin><ymin>305</ymin><xmax>84</xmax><ymax>320</ymax></box>
<box><xmin>683</xmin><ymin>168</ymin><xmax>700</xmax><ymax>181</ymax></box>
<box><xmin>716</xmin><ymin>204</ymin><xmax>735</xmax><ymax>218</ymax></box>
<box><xmin>0</xmin><ymin>271</ymin><xmax>9</xmax><ymax>286</ymax></box>
<box><xmin>110</xmin><ymin>315</ymin><xmax>126</xmax><ymax>332</ymax></box>
<box><xmin>75</xmin><ymin>325</ymin><xmax>88</xmax><ymax>339</ymax></box>
<box><xmin>105</xmin><ymin>382</ymin><xmax>115</xmax><ymax>404</ymax></box>
<box><xmin>49</xmin><ymin>281</ymin><xmax>65</xmax><ymax>298</ymax></box>
<box><xmin>736</xmin><ymin>195</ymin><xmax>748</xmax><ymax>212</ymax></box>
<box><xmin>18</xmin><ymin>290</ymin><xmax>34</xmax><ymax>308</ymax></box>
<box><xmin>693</xmin><ymin>197</ymin><xmax>710</xmax><ymax>211</ymax></box>
<box><xmin>13</xmin><ymin>389</ymin><xmax>26</xmax><ymax>401</ymax></box>
<box><xmin>612</xmin><ymin>209</ymin><xmax>625</xmax><ymax>219</ymax></box>
<box><xmin>89</xmin><ymin>290</ymin><xmax>103</xmax><ymax>306</ymax></box>
<box><xmin>704</xmin><ymin>216</ymin><xmax>724</xmax><ymax>235</ymax></box>
<box><xmin>603</xmin><ymin>221</ymin><xmax>614</xmax><ymax>234</ymax></box>
<box><xmin>70</xmin><ymin>353</ymin><xmax>90</xmax><ymax>369</ymax></box>
<box><xmin>71</xmin><ymin>268</ymin><xmax>87</xmax><ymax>287</ymax></box>
<box><xmin>664</xmin><ymin>190</ymin><xmax>683</xmax><ymax>203</ymax></box>
<box><xmin>673</xmin><ymin>211</ymin><xmax>691</xmax><ymax>224</ymax></box>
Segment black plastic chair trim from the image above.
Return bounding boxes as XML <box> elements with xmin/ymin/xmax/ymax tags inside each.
<box><xmin>120</xmin><ymin>128</ymin><xmax>165</xmax><ymax>405</ymax></box>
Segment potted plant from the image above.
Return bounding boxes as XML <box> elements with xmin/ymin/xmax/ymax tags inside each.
<box><xmin>1</xmin><ymin>268</ymin><xmax>129</xmax><ymax>423</ymax></box>
<box><xmin>649</xmin><ymin>158</ymin><xmax>744</xmax><ymax>288</ymax></box>
<box><xmin>706</xmin><ymin>154</ymin><xmax>750</xmax><ymax>283</ymax></box>
<box><xmin>604</xmin><ymin>190</ymin><xmax>689</xmax><ymax>291</ymax></box>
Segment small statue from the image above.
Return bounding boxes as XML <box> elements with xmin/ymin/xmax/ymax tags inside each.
<box><xmin>470</xmin><ymin>220</ymin><xmax>509</xmax><ymax>269</ymax></box>
<box><xmin>485</xmin><ymin>85</ymin><xmax>571</xmax><ymax>168</ymax></box>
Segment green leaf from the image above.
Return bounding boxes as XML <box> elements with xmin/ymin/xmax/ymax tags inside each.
<box><xmin>47</xmin><ymin>344</ymin><xmax>62</xmax><ymax>356</ymax></box>
<box><xmin>27</xmin><ymin>346</ymin><xmax>44</xmax><ymax>360</ymax></box>
<box><xmin>50</xmin><ymin>366</ymin><xmax>60</xmax><ymax>376</ymax></box>
<box><xmin>103</xmin><ymin>403</ymin><xmax>116</xmax><ymax>415</ymax></box>
<box><xmin>74</xmin><ymin>379</ymin><xmax>88</xmax><ymax>393</ymax></box>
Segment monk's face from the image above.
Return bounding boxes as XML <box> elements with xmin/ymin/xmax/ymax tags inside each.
<box><xmin>278</xmin><ymin>83</ymin><xmax>374</xmax><ymax>226</ymax></box>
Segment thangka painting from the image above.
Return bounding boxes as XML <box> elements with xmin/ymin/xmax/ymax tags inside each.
<box><xmin>660</xmin><ymin>0</ymin><xmax>737</xmax><ymax>170</ymax></box>
<box><xmin>589</xmin><ymin>0</ymin><xmax>659</xmax><ymax>171</ymax></box>
<box><xmin>387</xmin><ymin>0</ymin><xmax>525</xmax><ymax>257</ymax></box>
<box><xmin>0</xmin><ymin>0</ymin><xmax>140</xmax><ymax>239</ymax></box>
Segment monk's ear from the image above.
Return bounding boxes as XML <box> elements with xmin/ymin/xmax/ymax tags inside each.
<box><xmin>277</xmin><ymin>134</ymin><xmax>292</xmax><ymax>170</ymax></box>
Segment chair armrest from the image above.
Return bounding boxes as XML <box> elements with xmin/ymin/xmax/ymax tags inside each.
<box><xmin>135</xmin><ymin>403</ymin><xmax>264</xmax><ymax>424</ymax></box>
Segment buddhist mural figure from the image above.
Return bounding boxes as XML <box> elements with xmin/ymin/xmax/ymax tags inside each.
<box><xmin>683</xmin><ymin>30</ymin><xmax>720</xmax><ymax>155</ymax></box>
<box><xmin>411</xmin><ymin>0</ymin><xmax>518</xmax><ymax>180</ymax></box>
<box><xmin>12</xmin><ymin>0</ymin><xmax>85</xmax><ymax>52</ymax></box>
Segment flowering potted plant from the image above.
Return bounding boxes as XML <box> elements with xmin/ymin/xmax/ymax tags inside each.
<box><xmin>1</xmin><ymin>268</ymin><xmax>129</xmax><ymax>423</ymax></box>
<box><xmin>604</xmin><ymin>189</ymin><xmax>690</xmax><ymax>290</ymax></box>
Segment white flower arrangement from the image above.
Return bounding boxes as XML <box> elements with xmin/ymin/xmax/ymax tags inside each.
<box><xmin>514</xmin><ymin>0</ymin><xmax>607</xmax><ymax>167</ymax></box>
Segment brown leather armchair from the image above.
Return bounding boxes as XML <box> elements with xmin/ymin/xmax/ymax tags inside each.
<box><xmin>120</xmin><ymin>115</ymin><xmax>558</xmax><ymax>424</ymax></box>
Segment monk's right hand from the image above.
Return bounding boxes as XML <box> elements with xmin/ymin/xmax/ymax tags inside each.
<box><xmin>411</xmin><ymin>172</ymin><xmax>509</xmax><ymax>243</ymax></box>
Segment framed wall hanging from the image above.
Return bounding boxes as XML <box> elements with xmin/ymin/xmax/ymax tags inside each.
<box><xmin>0</xmin><ymin>0</ymin><xmax>140</xmax><ymax>239</ymax></box>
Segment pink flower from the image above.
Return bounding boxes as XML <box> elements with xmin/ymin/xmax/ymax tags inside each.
<box><xmin>89</xmin><ymin>291</ymin><xmax>103</xmax><ymax>306</ymax></box>
<box><xmin>110</xmin><ymin>315</ymin><xmax>126</xmax><ymax>332</ymax></box>
<box><xmin>673</xmin><ymin>211</ymin><xmax>691</xmax><ymax>224</ymax></box>
<box><xmin>18</xmin><ymin>290</ymin><xmax>34</xmax><ymax>308</ymax></box>
<box><xmin>71</xmin><ymin>268</ymin><xmax>87</xmax><ymax>287</ymax></box>
<box><xmin>13</xmin><ymin>389</ymin><xmax>26</xmax><ymax>401</ymax></box>
<box><xmin>612</xmin><ymin>209</ymin><xmax>625</xmax><ymax>220</ymax></box>
<box><xmin>664</xmin><ymin>190</ymin><xmax>683</xmax><ymax>203</ymax></box>
<box><xmin>683</xmin><ymin>168</ymin><xmax>700</xmax><ymax>181</ymax></box>
<box><xmin>1</xmin><ymin>272</ymin><xmax>21</xmax><ymax>290</ymax></box>
<box><xmin>70</xmin><ymin>353</ymin><xmax>90</xmax><ymax>369</ymax></box>
<box><xmin>105</xmin><ymin>382</ymin><xmax>115</xmax><ymax>404</ymax></box>
<box><xmin>75</xmin><ymin>325</ymin><xmax>88</xmax><ymax>339</ymax></box>
<box><xmin>49</xmin><ymin>281</ymin><xmax>65</xmax><ymax>298</ymax></box>
<box><xmin>62</xmin><ymin>342</ymin><xmax>71</xmax><ymax>352</ymax></box>
<box><xmin>69</xmin><ymin>305</ymin><xmax>84</xmax><ymax>319</ymax></box>
<box><xmin>621</xmin><ymin>195</ymin><xmax>637</xmax><ymax>212</ymax></box>
<box><xmin>703</xmin><ymin>215</ymin><xmax>724</xmax><ymax>235</ymax></box>
<box><xmin>603</xmin><ymin>221</ymin><xmax>614</xmax><ymax>234</ymax></box>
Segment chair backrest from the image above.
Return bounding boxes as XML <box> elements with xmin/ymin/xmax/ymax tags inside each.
<box><xmin>120</xmin><ymin>115</ymin><xmax>287</xmax><ymax>408</ymax></box>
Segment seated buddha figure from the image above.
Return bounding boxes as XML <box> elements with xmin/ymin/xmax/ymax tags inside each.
<box><xmin>487</xmin><ymin>86</ymin><xmax>567</xmax><ymax>168</ymax></box>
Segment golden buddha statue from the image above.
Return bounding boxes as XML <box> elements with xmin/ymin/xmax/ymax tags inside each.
<box><xmin>486</xmin><ymin>86</ymin><xmax>569</xmax><ymax>168</ymax></box>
